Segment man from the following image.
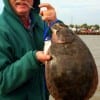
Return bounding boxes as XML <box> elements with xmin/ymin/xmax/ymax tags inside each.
<box><xmin>0</xmin><ymin>0</ymin><xmax>57</xmax><ymax>100</ymax></box>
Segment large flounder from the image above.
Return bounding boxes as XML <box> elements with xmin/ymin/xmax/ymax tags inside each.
<box><xmin>45</xmin><ymin>23</ymin><xmax>98</xmax><ymax>100</ymax></box>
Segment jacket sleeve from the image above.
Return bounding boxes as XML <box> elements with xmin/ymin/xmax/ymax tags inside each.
<box><xmin>0</xmin><ymin>32</ymin><xmax>41</xmax><ymax>95</ymax></box>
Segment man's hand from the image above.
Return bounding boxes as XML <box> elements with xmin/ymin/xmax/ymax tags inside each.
<box><xmin>39</xmin><ymin>3</ymin><xmax>57</xmax><ymax>24</ymax></box>
<box><xmin>36</xmin><ymin>51</ymin><xmax>51</xmax><ymax>63</ymax></box>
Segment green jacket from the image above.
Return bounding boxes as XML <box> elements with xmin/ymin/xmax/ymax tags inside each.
<box><xmin>0</xmin><ymin>0</ymin><xmax>49</xmax><ymax>100</ymax></box>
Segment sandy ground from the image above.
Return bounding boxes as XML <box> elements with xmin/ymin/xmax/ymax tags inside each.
<box><xmin>90</xmin><ymin>67</ymin><xmax>100</xmax><ymax>100</ymax></box>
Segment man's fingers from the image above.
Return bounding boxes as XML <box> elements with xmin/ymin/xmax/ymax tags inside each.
<box><xmin>39</xmin><ymin>3</ymin><xmax>57</xmax><ymax>24</ymax></box>
<box><xmin>39</xmin><ymin>10</ymin><xmax>43</xmax><ymax>16</ymax></box>
<box><xmin>42</xmin><ymin>16</ymin><xmax>53</xmax><ymax>22</ymax></box>
<box><xmin>36</xmin><ymin>51</ymin><xmax>51</xmax><ymax>63</ymax></box>
<box><xmin>39</xmin><ymin>3</ymin><xmax>54</xmax><ymax>10</ymax></box>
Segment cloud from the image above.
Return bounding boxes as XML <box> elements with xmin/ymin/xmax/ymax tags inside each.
<box><xmin>41</xmin><ymin>0</ymin><xmax>100</xmax><ymax>25</ymax></box>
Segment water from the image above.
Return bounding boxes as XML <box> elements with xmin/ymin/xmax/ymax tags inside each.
<box><xmin>49</xmin><ymin>35</ymin><xmax>100</xmax><ymax>100</ymax></box>
<box><xmin>79</xmin><ymin>35</ymin><xmax>100</xmax><ymax>68</ymax></box>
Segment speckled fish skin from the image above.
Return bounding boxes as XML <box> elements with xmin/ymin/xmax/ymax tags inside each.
<box><xmin>45</xmin><ymin>23</ymin><xmax>98</xmax><ymax>100</ymax></box>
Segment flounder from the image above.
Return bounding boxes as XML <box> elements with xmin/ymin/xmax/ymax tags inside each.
<box><xmin>45</xmin><ymin>23</ymin><xmax>98</xmax><ymax>100</ymax></box>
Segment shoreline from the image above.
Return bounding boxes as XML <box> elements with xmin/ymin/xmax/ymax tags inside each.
<box><xmin>76</xmin><ymin>32</ymin><xmax>100</xmax><ymax>35</ymax></box>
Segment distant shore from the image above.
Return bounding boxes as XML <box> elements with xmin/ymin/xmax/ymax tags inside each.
<box><xmin>76</xmin><ymin>32</ymin><xmax>100</xmax><ymax>35</ymax></box>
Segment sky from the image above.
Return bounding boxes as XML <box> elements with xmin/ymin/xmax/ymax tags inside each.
<box><xmin>0</xmin><ymin>0</ymin><xmax>100</xmax><ymax>25</ymax></box>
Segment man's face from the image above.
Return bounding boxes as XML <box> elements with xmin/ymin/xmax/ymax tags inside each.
<box><xmin>9</xmin><ymin>0</ymin><xmax>33</xmax><ymax>16</ymax></box>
